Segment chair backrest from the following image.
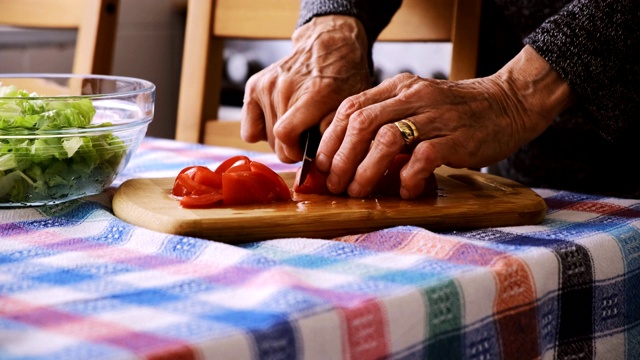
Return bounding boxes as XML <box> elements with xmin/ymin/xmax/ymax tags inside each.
<box><xmin>0</xmin><ymin>0</ymin><xmax>119</xmax><ymax>75</ymax></box>
<box><xmin>176</xmin><ymin>0</ymin><xmax>482</xmax><ymax>151</ymax></box>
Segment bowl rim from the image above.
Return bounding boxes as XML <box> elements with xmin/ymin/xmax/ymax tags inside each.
<box><xmin>0</xmin><ymin>118</ymin><xmax>152</xmax><ymax>137</ymax></box>
<box><xmin>0</xmin><ymin>73</ymin><xmax>156</xmax><ymax>100</ymax></box>
<box><xmin>0</xmin><ymin>73</ymin><xmax>154</xmax><ymax>136</ymax></box>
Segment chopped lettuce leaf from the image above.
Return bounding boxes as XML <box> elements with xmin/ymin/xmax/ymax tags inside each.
<box><xmin>0</xmin><ymin>84</ymin><xmax>126</xmax><ymax>204</ymax></box>
<box><xmin>0</xmin><ymin>153</ymin><xmax>17</xmax><ymax>172</ymax></box>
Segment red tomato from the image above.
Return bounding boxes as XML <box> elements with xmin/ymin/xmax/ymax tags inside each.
<box><xmin>224</xmin><ymin>163</ymin><xmax>252</xmax><ymax>173</ymax></box>
<box><xmin>214</xmin><ymin>155</ymin><xmax>250</xmax><ymax>174</ymax></box>
<box><xmin>222</xmin><ymin>171</ymin><xmax>280</xmax><ymax>206</ymax></box>
<box><xmin>173</xmin><ymin>172</ymin><xmax>215</xmax><ymax>196</ymax></box>
<box><xmin>180</xmin><ymin>190</ymin><xmax>224</xmax><ymax>208</ymax></box>
<box><xmin>249</xmin><ymin>161</ymin><xmax>292</xmax><ymax>200</ymax></box>
<box><xmin>192</xmin><ymin>166</ymin><xmax>222</xmax><ymax>188</ymax></box>
<box><xmin>292</xmin><ymin>162</ymin><xmax>332</xmax><ymax>195</ymax></box>
<box><xmin>172</xmin><ymin>166</ymin><xmax>221</xmax><ymax>196</ymax></box>
<box><xmin>172</xmin><ymin>166</ymin><xmax>197</xmax><ymax>196</ymax></box>
<box><xmin>172</xmin><ymin>156</ymin><xmax>292</xmax><ymax>208</ymax></box>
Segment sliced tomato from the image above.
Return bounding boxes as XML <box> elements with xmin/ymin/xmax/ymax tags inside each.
<box><xmin>250</xmin><ymin>161</ymin><xmax>291</xmax><ymax>200</ymax></box>
<box><xmin>173</xmin><ymin>172</ymin><xmax>216</xmax><ymax>196</ymax></box>
<box><xmin>173</xmin><ymin>156</ymin><xmax>292</xmax><ymax>208</ymax></box>
<box><xmin>172</xmin><ymin>166</ymin><xmax>221</xmax><ymax>196</ymax></box>
<box><xmin>224</xmin><ymin>163</ymin><xmax>252</xmax><ymax>173</ymax></box>
<box><xmin>172</xmin><ymin>166</ymin><xmax>197</xmax><ymax>196</ymax></box>
<box><xmin>222</xmin><ymin>171</ymin><xmax>281</xmax><ymax>206</ymax></box>
<box><xmin>180</xmin><ymin>190</ymin><xmax>224</xmax><ymax>208</ymax></box>
<box><xmin>214</xmin><ymin>155</ymin><xmax>250</xmax><ymax>175</ymax></box>
<box><xmin>292</xmin><ymin>162</ymin><xmax>332</xmax><ymax>195</ymax></box>
<box><xmin>193</xmin><ymin>166</ymin><xmax>222</xmax><ymax>188</ymax></box>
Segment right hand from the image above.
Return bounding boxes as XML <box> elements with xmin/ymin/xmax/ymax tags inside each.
<box><xmin>241</xmin><ymin>15</ymin><xmax>373</xmax><ymax>163</ymax></box>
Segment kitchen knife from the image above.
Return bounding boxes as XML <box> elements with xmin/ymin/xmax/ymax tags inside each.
<box><xmin>297</xmin><ymin>125</ymin><xmax>322</xmax><ymax>187</ymax></box>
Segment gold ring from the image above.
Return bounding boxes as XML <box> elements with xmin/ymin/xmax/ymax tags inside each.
<box><xmin>394</xmin><ymin>119</ymin><xmax>419</xmax><ymax>145</ymax></box>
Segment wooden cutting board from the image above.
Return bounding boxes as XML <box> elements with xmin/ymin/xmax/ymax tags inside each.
<box><xmin>112</xmin><ymin>167</ymin><xmax>547</xmax><ymax>243</ymax></box>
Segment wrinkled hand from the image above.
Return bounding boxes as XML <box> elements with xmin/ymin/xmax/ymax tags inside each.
<box><xmin>241</xmin><ymin>15</ymin><xmax>372</xmax><ymax>163</ymax></box>
<box><xmin>315</xmin><ymin>45</ymin><xmax>575</xmax><ymax>199</ymax></box>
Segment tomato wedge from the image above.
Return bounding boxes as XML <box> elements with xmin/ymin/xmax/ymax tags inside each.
<box><xmin>222</xmin><ymin>171</ymin><xmax>276</xmax><ymax>205</ymax></box>
<box><xmin>292</xmin><ymin>162</ymin><xmax>331</xmax><ymax>195</ymax></box>
<box><xmin>172</xmin><ymin>156</ymin><xmax>292</xmax><ymax>208</ymax></box>
<box><xmin>173</xmin><ymin>172</ymin><xmax>213</xmax><ymax>196</ymax></box>
<box><xmin>214</xmin><ymin>155</ymin><xmax>250</xmax><ymax>174</ymax></box>
<box><xmin>249</xmin><ymin>161</ymin><xmax>292</xmax><ymax>200</ymax></box>
<box><xmin>193</xmin><ymin>166</ymin><xmax>222</xmax><ymax>188</ymax></box>
<box><xmin>180</xmin><ymin>190</ymin><xmax>224</xmax><ymax>208</ymax></box>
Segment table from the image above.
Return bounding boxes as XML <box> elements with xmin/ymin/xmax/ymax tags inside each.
<box><xmin>1</xmin><ymin>136</ymin><xmax>639</xmax><ymax>359</ymax></box>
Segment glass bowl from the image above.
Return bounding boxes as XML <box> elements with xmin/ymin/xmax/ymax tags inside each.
<box><xmin>0</xmin><ymin>73</ymin><xmax>155</xmax><ymax>206</ymax></box>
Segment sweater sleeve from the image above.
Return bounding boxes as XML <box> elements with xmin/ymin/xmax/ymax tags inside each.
<box><xmin>524</xmin><ymin>0</ymin><xmax>640</xmax><ymax>142</ymax></box>
<box><xmin>297</xmin><ymin>0</ymin><xmax>402</xmax><ymax>45</ymax></box>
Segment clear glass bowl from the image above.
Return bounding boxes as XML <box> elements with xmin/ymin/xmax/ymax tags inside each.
<box><xmin>0</xmin><ymin>74</ymin><xmax>155</xmax><ymax>206</ymax></box>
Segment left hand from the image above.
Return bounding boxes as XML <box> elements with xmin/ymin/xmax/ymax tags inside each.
<box><xmin>314</xmin><ymin>46</ymin><xmax>575</xmax><ymax>199</ymax></box>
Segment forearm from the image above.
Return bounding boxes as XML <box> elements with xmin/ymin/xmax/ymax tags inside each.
<box><xmin>493</xmin><ymin>45</ymin><xmax>575</xmax><ymax>137</ymax></box>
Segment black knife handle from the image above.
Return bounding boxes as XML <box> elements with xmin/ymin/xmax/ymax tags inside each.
<box><xmin>301</xmin><ymin>125</ymin><xmax>321</xmax><ymax>160</ymax></box>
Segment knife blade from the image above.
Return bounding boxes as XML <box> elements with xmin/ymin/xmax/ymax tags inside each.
<box><xmin>297</xmin><ymin>125</ymin><xmax>322</xmax><ymax>187</ymax></box>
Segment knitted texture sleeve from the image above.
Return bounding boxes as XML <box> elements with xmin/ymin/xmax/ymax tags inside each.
<box><xmin>523</xmin><ymin>0</ymin><xmax>640</xmax><ymax>142</ymax></box>
<box><xmin>297</xmin><ymin>0</ymin><xmax>402</xmax><ymax>44</ymax></box>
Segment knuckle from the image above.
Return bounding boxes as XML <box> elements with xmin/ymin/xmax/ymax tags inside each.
<box><xmin>331</xmin><ymin>150</ymin><xmax>350</xmax><ymax>171</ymax></box>
<box><xmin>348</xmin><ymin>108</ymin><xmax>376</xmax><ymax>132</ymax></box>
<box><xmin>413</xmin><ymin>142</ymin><xmax>443</xmax><ymax>169</ymax></box>
<box><xmin>338</xmin><ymin>95</ymin><xmax>364</xmax><ymax>115</ymax></box>
<box><xmin>396</xmin><ymin>72</ymin><xmax>414</xmax><ymax>81</ymax></box>
<box><xmin>375</xmin><ymin>124</ymin><xmax>403</xmax><ymax>149</ymax></box>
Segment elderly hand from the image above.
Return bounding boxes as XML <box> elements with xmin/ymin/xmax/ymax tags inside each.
<box><xmin>315</xmin><ymin>45</ymin><xmax>575</xmax><ymax>199</ymax></box>
<box><xmin>241</xmin><ymin>15</ymin><xmax>372</xmax><ymax>163</ymax></box>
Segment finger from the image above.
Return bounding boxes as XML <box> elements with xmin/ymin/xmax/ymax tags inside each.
<box><xmin>320</xmin><ymin>97</ymin><xmax>381</xmax><ymax>193</ymax></box>
<box><xmin>316</xmin><ymin>76</ymin><xmax>422</xmax><ymax>172</ymax></box>
<box><xmin>318</xmin><ymin>110</ymin><xmax>336</xmax><ymax>133</ymax></box>
<box><xmin>240</xmin><ymin>97</ymin><xmax>267</xmax><ymax>143</ymax></box>
<box><xmin>399</xmin><ymin>139</ymin><xmax>444</xmax><ymax>199</ymax></box>
<box><xmin>273</xmin><ymin>138</ymin><xmax>297</xmax><ymax>163</ymax></box>
<box><xmin>347</xmin><ymin>122</ymin><xmax>407</xmax><ymax>197</ymax></box>
<box><xmin>325</xmin><ymin>100</ymin><xmax>426</xmax><ymax>195</ymax></box>
<box><xmin>273</xmin><ymin>96</ymin><xmax>336</xmax><ymax>162</ymax></box>
<box><xmin>315</xmin><ymin>90</ymin><xmax>380</xmax><ymax>173</ymax></box>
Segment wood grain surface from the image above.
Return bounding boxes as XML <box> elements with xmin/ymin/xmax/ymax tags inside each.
<box><xmin>112</xmin><ymin>167</ymin><xmax>547</xmax><ymax>243</ymax></box>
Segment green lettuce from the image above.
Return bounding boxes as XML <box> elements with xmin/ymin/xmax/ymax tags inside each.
<box><xmin>0</xmin><ymin>84</ymin><xmax>126</xmax><ymax>205</ymax></box>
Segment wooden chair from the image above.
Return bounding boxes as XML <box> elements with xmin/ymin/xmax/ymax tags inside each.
<box><xmin>0</xmin><ymin>0</ymin><xmax>119</xmax><ymax>75</ymax></box>
<box><xmin>176</xmin><ymin>0</ymin><xmax>482</xmax><ymax>152</ymax></box>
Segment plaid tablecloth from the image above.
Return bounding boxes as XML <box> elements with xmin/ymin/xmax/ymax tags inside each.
<box><xmin>1</xmin><ymin>137</ymin><xmax>639</xmax><ymax>360</ymax></box>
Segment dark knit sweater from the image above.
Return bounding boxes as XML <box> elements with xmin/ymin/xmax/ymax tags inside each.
<box><xmin>298</xmin><ymin>0</ymin><xmax>640</xmax><ymax>198</ymax></box>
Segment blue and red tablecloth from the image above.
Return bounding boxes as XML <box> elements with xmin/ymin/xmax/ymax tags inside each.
<box><xmin>1</xmin><ymin>137</ymin><xmax>638</xmax><ymax>359</ymax></box>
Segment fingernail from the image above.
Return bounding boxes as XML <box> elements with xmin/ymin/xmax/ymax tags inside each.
<box><xmin>326</xmin><ymin>173</ymin><xmax>341</xmax><ymax>193</ymax></box>
<box><xmin>315</xmin><ymin>153</ymin><xmax>329</xmax><ymax>172</ymax></box>
<box><xmin>348</xmin><ymin>182</ymin><xmax>362</xmax><ymax>198</ymax></box>
<box><xmin>400</xmin><ymin>186</ymin><xmax>410</xmax><ymax>199</ymax></box>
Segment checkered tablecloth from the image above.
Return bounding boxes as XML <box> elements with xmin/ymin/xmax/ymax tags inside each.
<box><xmin>1</xmin><ymin>137</ymin><xmax>639</xmax><ymax>359</ymax></box>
